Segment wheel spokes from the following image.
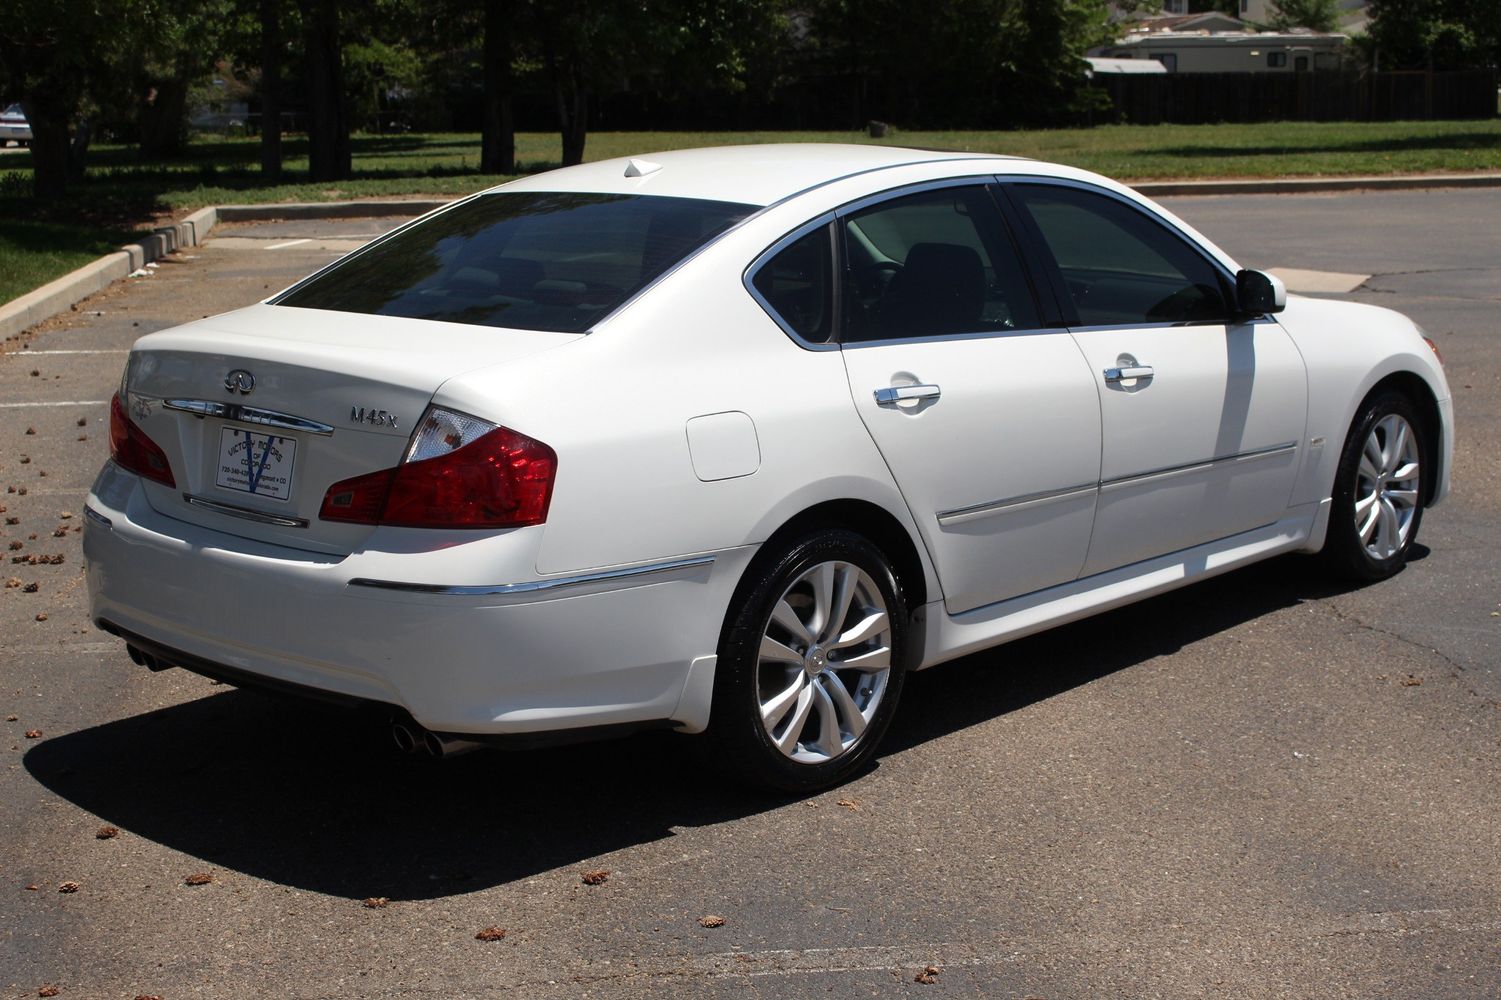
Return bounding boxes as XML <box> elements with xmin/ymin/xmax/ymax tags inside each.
<box><xmin>774</xmin><ymin>684</ymin><xmax>816</xmax><ymax>754</ymax></box>
<box><xmin>759</xmin><ymin>634</ymin><xmax>804</xmax><ymax>666</ymax></box>
<box><xmin>761</xmin><ymin>674</ymin><xmax>806</xmax><ymax>731</ymax></box>
<box><xmin>819</xmin><ymin>673</ymin><xmax>867</xmax><ymax>740</ymax></box>
<box><xmin>830</xmin><ymin>610</ymin><xmax>889</xmax><ymax>650</ymax></box>
<box><xmin>770</xmin><ymin>598</ymin><xmax>813</xmax><ymax>647</ymax></box>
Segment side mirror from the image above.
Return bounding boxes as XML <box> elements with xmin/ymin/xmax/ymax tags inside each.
<box><xmin>1236</xmin><ymin>269</ymin><xmax>1286</xmax><ymax>315</ymax></box>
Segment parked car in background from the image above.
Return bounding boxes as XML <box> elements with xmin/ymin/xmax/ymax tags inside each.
<box><xmin>84</xmin><ymin>145</ymin><xmax>1451</xmax><ymax>792</ymax></box>
<box><xmin>0</xmin><ymin>104</ymin><xmax>30</xmax><ymax>146</ymax></box>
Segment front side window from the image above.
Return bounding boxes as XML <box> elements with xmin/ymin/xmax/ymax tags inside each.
<box><xmin>1268</xmin><ymin>51</ymin><xmax>1288</xmax><ymax>68</ymax></box>
<box><xmin>1011</xmin><ymin>184</ymin><xmax>1230</xmax><ymax>326</ymax></box>
<box><xmin>840</xmin><ymin>186</ymin><xmax>1039</xmax><ymax>342</ymax></box>
<box><xmin>275</xmin><ymin>192</ymin><xmax>754</xmax><ymax>333</ymax></box>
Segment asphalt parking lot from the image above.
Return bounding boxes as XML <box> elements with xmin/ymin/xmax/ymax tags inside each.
<box><xmin>1</xmin><ymin>189</ymin><xmax>1497</xmax><ymax>999</ymax></box>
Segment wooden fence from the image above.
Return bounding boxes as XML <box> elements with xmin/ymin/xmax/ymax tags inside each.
<box><xmin>1092</xmin><ymin>70</ymin><xmax>1497</xmax><ymax>124</ymax></box>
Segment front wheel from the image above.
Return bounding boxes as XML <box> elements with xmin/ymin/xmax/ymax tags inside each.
<box><xmin>1320</xmin><ymin>390</ymin><xmax>1427</xmax><ymax>582</ymax></box>
<box><xmin>710</xmin><ymin>529</ymin><xmax>908</xmax><ymax>793</ymax></box>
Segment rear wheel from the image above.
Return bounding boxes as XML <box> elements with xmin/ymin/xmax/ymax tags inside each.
<box><xmin>1320</xmin><ymin>390</ymin><xmax>1427</xmax><ymax>582</ymax></box>
<box><xmin>711</xmin><ymin>529</ymin><xmax>907</xmax><ymax>793</ymax></box>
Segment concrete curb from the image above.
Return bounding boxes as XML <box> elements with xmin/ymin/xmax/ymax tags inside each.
<box><xmin>3</xmin><ymin>172</ymin><xmax>1500</xmax><ymax>341</ymax></box>
<box><xmin>1134</xmin><ymin>173</ymin><xmax>1501</xmax><ymax>197</ymax></box>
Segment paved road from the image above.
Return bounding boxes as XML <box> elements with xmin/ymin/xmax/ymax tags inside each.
<box><xmin>1</xmin><ymin>192</ymin><xmax>1497</xmax><ymax>999</ymax></box>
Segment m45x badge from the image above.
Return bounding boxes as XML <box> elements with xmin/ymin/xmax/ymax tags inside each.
<box><xmin>351</xmin><ymin>406</ymin><xmax>399</xmax><ymax>429</ymax></box>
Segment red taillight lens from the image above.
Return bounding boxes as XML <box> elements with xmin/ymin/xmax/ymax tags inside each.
<box><xmin>109</xmin><ymin>392</ymin><xmax>176</xmax><ymax>487</ymax></box>
<box><xmin>319</xmin><ymin>426</ymin><xmax>556</xmax><ymax>529</ymax></box>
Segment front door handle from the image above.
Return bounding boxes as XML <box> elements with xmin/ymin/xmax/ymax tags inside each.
<box><xmin>1104</xmin><ymin>365</ymin><xmax>1154</xmax><ymax>383</ymax></box>
<box><xmin>874</xmin><ymin>384</ymin><xmax>942</xmax><ymax>405</ymax></box>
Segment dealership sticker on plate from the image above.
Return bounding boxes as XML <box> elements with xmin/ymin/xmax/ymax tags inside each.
<box><xmin>216</xmin><ymin>427</ymin><xmax>296</xmax><ymax>501</ymax></box>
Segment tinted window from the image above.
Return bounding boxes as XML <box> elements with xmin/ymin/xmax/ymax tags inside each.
<box><xmin>752</xmin><ymin>225</ymin><xmax>834</xmax><ymax>344</ymax></box>
<box><xmin>1012</xmin><ymin>184</ymin><xmax>1230</xmax><ymax>326</ymax></box>
<box><xmin>275</xmin><ymin>192</ymin><xmax>754</xmax><ymax>333</ymax></box>
<box><xmin>841</xmin><ymin>186</ymin><xmax>1039</xmax><ymax>342</ymax></box>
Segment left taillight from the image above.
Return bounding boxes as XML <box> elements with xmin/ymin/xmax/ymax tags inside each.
<box><xmin>109</xmin><ymin>392</ymin><xmax>175</xmax><ymax>487</ymax></box>
<box><xmin>319</xmin><ymin>406</ymin><xmax>556</xmax><ymax>529</ymax></box>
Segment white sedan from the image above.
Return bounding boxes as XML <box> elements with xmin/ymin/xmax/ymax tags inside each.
<box><xmin>84</xmin><ymin>144</ymin><xmax>1451</xmax><ymax>791</ymax></box>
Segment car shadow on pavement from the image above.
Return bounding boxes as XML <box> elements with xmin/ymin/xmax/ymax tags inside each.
<box><xmin>24</xmin><ymin>552</ymin><xmax>1380</xmax><ymax>902</ymax></box>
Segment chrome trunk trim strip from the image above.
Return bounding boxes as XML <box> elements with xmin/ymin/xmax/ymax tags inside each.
<box><xmin>183</xmin><ymin>494</ymin><xmax>310</xmax><ymax>528</ymax></box>
<box><xmin>348</xmin><ymin>555</ymin><xmax>716</xmax><ymax>598</ymax></box>
<box><xmin>164</xmin><ymin>399</ymin><xmax>335</xmax><ymax>436</ymax></box>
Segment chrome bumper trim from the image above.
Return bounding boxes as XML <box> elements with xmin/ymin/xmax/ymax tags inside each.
<box><xmin>184</xmin><ymin>493</ymin><xmax>310</xmax><ymax>528</ymax></box>
<box><xmin>348</xmin><ymin>555</ymin><xmax>716</xmax><ymax>599</ymax></box>
<box><xmin>83</xmin><ymin>506</ymin><xmax>113</xmax><ymax>529</ymax></box>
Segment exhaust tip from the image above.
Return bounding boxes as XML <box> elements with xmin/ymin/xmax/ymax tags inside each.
<box><xmin>126</xmin><ymin>644</ymin><xmax>146</xmax><ymax>667</ymax></box>
<box><xmin>391</xmin><ymin>722</ymin><xmax>418</xmax><ymax>754</ymax></box>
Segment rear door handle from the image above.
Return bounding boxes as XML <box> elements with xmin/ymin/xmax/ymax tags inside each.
<box><xmin>1103</xmin><ymin>365</ymin><xmax>1154</xmax><ymax>383</ymax></box>
<box><xmin>874</xmin><ymin>384</ymin><xmax>942</xmax><ymax>405</ymax></box>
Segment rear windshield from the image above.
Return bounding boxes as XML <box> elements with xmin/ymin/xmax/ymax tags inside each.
<box><xmin>273</xmin><ymin>192</ymin><xmax>755</xmax><ymax>333</ymax></box>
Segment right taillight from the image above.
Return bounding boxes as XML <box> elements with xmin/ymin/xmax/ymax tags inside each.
<box><xmin>320</xmin><ymin>407</ymin><xmax>556</xmax><ymax>529</ymax></box>
<box><xmin>109</xmin><ymin>392</ymin><xmax>176</xmax><ymax>487</ymax></box>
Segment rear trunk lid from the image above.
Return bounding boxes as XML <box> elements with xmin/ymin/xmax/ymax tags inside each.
<box><xmin>123</xmin><ymin>304</ymin><xmax>580</xmax><ymax>553</ymax></box>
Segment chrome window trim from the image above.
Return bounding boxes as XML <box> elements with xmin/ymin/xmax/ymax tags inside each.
<box><xmin>183</xmin><ymin>494</ymin><xmax>311</xmax><ymax>528</ymax></box>
<box><xmin>1099</xmin><ymin>441</ymin><xmax>1299</xmax><ymax>492</ymax></box>
<box><xmin>348</xmin><ymin>554</ymin><xmax>715</xmax><ymax>600</ymax></box>
<box><xmin>163</xmin><ymin>399</ymin><xmax>335</xmax><ymax>436</ymax></box>
<box><xmin>936</xmin><ymin>484</ymin><xmax>1097</xmax><ymax>528</ymax></box>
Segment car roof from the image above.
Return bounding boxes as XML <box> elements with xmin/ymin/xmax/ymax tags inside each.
<box><xmin>490</xmin><ymin>143</ymin><xmax>1020</xmax><ymax>208</ymax></box>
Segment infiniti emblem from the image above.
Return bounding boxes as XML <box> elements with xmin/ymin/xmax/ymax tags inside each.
<box><xmin>224</xmin><ymin>369</ymin><xmax>256</xmax><ymax>395</ymax></box>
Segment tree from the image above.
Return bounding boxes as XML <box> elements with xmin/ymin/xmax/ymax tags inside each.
<box><xmin>300</xmin><ymin>0</ymin><xmax>351</xmax><ymax>180</ymax></box>
<box><xmin>1368</xmin><ymin>0</ymin><xmax>1501</xmax><ymax>70</ymax></box>
<box><xmin>481</xmin><ymin>0</ymin><xmax>516</xmax><ymax>173</ymax></box>
<box><xmin>1270</xmin><ymin>0</ymin><xmax>1340</xmax><ymax>33</ymax></box>
<box><xmin>136</xmin><ymin>0</ymin><xmax>238</xmax><ymax>157</ymax></box>
<box><xmin>0</xmin><ymin>0</ymin><xmax>148</xmax><ymax>196</ymax></box>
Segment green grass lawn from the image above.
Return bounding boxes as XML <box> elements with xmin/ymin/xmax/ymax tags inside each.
<box><xmin>3</xmin><ymin>119</ymin><xmax>1500</xmax><ymax>305</ymax></box>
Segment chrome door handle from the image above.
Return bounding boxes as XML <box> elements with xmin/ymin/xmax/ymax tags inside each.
<box><xmin>874</xmin><ymin>384</ymin><xmax>942</xmax><ymax>405</ymax></box>
<box><xmin>1104</xmin><ymin>365</ymin><xmax>1154</xmax><ymax>383</ymax></box>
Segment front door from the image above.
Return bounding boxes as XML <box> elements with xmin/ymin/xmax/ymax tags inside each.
<box><xmin>1005</xmin><ymin>181</ymin><xmax>1308</xmax><ymax>576</ymax></box>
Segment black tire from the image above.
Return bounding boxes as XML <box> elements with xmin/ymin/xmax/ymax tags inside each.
<box><xmin>710</xmin><ymin>529</ymin><xmax>908</xmax><ymax>793</ymax></box>
<box><xmin>1319</xmin><ymin>389</ymin><xmax>1427</xmax><ymax>582</ymax></box>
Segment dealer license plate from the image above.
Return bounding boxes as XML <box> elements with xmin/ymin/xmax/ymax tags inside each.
<box><xmin>215</xmin><ymin>427</ymin><xmax>297</xmax><ymax>501</ymax></box>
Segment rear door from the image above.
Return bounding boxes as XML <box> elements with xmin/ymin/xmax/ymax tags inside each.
<box><xmin>1003</xmin><ymin>181</ymin><xmax>1308</xmax><ymax>576</ymax></box>
<box><xmin>829</xmin><ymin>182</ymin><xmax>1102</xmax><ymax>615</ymax></box>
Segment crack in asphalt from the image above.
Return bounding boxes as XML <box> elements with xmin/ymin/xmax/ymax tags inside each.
<box><xmin>1320</xmin><ymin>598</ymin><xmax>1468</xmax><ymax>674</ymax></box>
<box><xmin>281</xmin><ymin>906</ymin><xmax>1501</xmax><ymax>996</ymax></box>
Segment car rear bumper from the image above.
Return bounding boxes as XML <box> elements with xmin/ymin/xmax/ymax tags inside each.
<box><xmin>84</xmin><ymin>462</ymin><xmax>742</xmax><ymax>735</ymax></box>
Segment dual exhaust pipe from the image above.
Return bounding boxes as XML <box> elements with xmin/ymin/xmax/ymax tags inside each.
<box><xmin>390</xmin><ymin>720</ymin><xmax>482</xmax><ymax>759</ymax></box>
<box><xmin>124</xmin><ymin>640</ymin><xmax>479</xmax><ymax>759</ymax></box>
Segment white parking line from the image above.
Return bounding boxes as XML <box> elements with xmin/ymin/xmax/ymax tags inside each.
<box><xmin>8</xmin><ymin>349</ymin><xmax>128</xmax><ymax>355</ymax></box>
<box><xmin>0</xmin><ymin>400</ymin><xmax>109</xmax><ymax>408</ymax></box>
<box><xmin>264</xmin><ymin>238</ymin><xmax>313</xmax><ymax>250</ymax></box>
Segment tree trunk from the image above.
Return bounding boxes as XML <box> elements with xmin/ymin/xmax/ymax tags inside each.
<box><xmin>260</xmin><ymin>0</ymin><xmax>283</xmax><ymax>182</ymax></box>
<box><xmin>302</xmin><ymin>0</ymin><xmax>350</xmax><ymax>181</ymax></box>
<box><xmin>139</xmin><ymin>77</ymin><xmax>190</xmax><ymax>158</ymax></box>
<box><xmin>23</xmin><ymin>101</ymin><xmax>71</xmax><ymax>198</ymax></box>
<box><xmin>480</xmin><ymin>0</ymin><xmax>515</xmax><ymax>174</ymax></box>
<box><xmin>554</xmin><ymin>67</ymin><xmax>587</xmax><ymax>167</ymax></box>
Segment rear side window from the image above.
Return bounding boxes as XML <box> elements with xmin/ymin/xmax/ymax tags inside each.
<box><xmin>841</xmin><ymin>186</ymin><xmax>1040</xmax><ymax>342</ymax></box>
<box><xmin>275</xmin><ymin>192</ymin><xmax>754</xmax><ymax>333</ymax></box>
<box><xmin>751</xmin><ymin>225</ymin><xmax>834</xmax><ymax>344</ymax></box>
